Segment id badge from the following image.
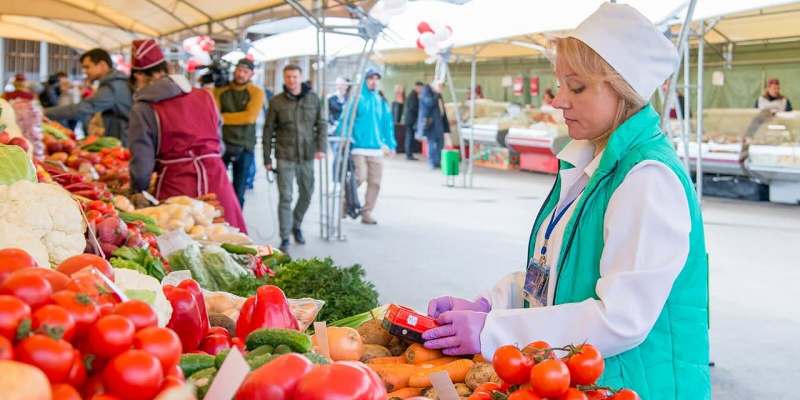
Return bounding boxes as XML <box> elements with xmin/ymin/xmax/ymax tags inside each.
<box><xmin>523</xmin><ymin>257</ymin><xmax>550</xmax><ymax>308</ymax></box>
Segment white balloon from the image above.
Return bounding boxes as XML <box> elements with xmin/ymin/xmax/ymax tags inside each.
<box><xmin>434</xmin><ymin>28</ymin><xmax>451</xmax><ymax>43</ymax></box>
<box><xmin>419</xmin><ymin>32</ymin><xmax>436</xmax><ymax>48</ymax></box>
<box><xmin>383</xmin><ymin>0</ymin><xmax>407</xmax><ymax>14</ymax></box>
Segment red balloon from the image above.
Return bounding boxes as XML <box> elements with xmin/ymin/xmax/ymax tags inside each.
<box><xmin>416</xmin><ymin>38</ymin><xmax>424</xmax><ymax>49</ymax></box>
<box><xmin>417</xmin><ymin>21</ymin><xmax>433</xmax><ymax>34</ymax></box>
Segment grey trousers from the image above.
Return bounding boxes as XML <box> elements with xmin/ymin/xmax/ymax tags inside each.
<box><xmin>276</xmin><ymin>159</ymin><xmax>315</xmax><ymax>240</ymax></box>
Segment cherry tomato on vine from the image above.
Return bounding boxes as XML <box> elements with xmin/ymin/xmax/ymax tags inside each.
<box><xmin>493</xmin><ymin>345</ymin><xmax>534</xmax><ymax>385</ymax></box>
<box><xmin>0</xmin><ymin>295</ymin><xmax>31</xmax><ymax>340</ymax></box>
<box><xmin>530</xmin><ymin>358</ymin><xmax>571</xmax><ymax>398</ymax></box>
<box><xmin>586</xmin><ymin>389</ymin><xmax>613</xmax><ymax>400</ymax></box>
<box><xmin>33</xmin><ymin>304</ymin><xmax>76</xmax><ymax>341</ymax></box>
<box><xmin>474</xmin><ymin>382</ymin><xmax>503</xmax><ymax>395</ymax></box>
<box><xmin>610</xmin><ymin>389</ymin><xmax>641</xmax><ymax>400</ymax></box>
<box><xmin>566</xmin><ymin>343</ymin><xmax>604</xmax><ymax>386</ymax></box>
<box><xmin>467</xmin><ymin>393</ymin><xmax>492</xmax><ymax>400</ymax></box>
<box><xmin>508</xmin><ymin>388</ymin><xmax>543</xmax><ymax>400</ymax></box>
<box><xmin>559</xmin><ymin>388</ymin><xmax>589</xmax><ymax>400</ymax></box>
<box><xmin>15</xmin><ymin>334</ymin><xmax>75</xmax><ymax>383</ymax></box>
<box><xmin>51</xmin><ymin>290</ymin><xmax>100</xmax><ymax>335</ymax></box>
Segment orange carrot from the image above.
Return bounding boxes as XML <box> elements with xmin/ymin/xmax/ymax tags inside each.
<box><xmin>368</xmin><ymin>364</ymin><xmax>418</xmax><ymax>392</ymax></box>
<box><xmin>408</xmin><ymin>359</ymin><xmax>475</xmax><ymax>388</ymax></box>
<box><xmin>366</xmin><ymin>356</ymin><xmax>405</xmax><ymax>365</ymax></box>
<box><xmin>387</xmin><ymin>387</ymin><xmax>424</xmax><ymax>399</ymax></box>
<box><xmin>404</xmin><ymin>343</ymin><xmax>442</xmax><ymax>364</ymax></box>
<box><xmin>416</xmin><ymin>357</ymin><xmax>460</xmax><ymax>368</ymax></box>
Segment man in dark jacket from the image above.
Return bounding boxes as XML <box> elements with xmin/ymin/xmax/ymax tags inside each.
<box><xmin>262</xmin><ymin>64</ymin><xmax>326</xmax><ymax>253</ymax></box>
<box><xmin>44</xmin><ymin>48</ymin><xmax>132</xmax><ymax>145</ymax></box>
<box><xmin>417</xmin><ymin>81</ymin><xmax>450</xmax><ymax>169</ymax></box>
<box><xmin>403</xmin><ymin>81</ymin><xmax>424</xmax><ymax>160</ymax></box>
<box><xmin>214</xmin><ymin>58</ymin><xmax>265</xmax><ymax>207</ymax></box>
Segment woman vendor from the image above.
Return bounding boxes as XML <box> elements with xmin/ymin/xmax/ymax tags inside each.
<box><xmin>127</xmin><ymin>39</ymin><xmax>247</xmax><ymax>232</ymax></box>
<box><xmin>422</xmin><ymin>3</ymin><xmax>709</xmax><ymax>399</ymax></box>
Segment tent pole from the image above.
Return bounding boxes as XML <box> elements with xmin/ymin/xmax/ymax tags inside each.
<box><xmin>696</xmin><ymin>20</ymin><xmax>705</xmax><ymax>201</ymax></box>
<box><xmin>444</xmin><ymin>62</ymin><xmax>466</xmax><ymax>185</ymax></box>
<box><xmin>315</xmin><ymin>0</ymin><xmax>327</xmax><ymax>240</ymax></box>
<box><xmin>662</xmin><ymin>0</ymin><xmax>698</xmax><ymax>147</ymax></box>
<box><xmin>682</xmin><ymin>39</ymin><xmax>692</xmax><ymax>173</ymax></box>
<box><xmin>467</xmin><ymin>51</ymin><xmax>478</xmax><ymax>188</ymax></box>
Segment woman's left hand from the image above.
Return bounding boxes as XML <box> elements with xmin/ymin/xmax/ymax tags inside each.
<box><xmin>422</xmin><ymin>310</ymin><xmax>488</xmax><ymax>356</ymax></box>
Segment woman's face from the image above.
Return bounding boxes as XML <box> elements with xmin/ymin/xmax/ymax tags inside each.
<box><xmin>552</xmin><ymin>56</ymin><xmax>620</xmax><ymax>141</ymax></box>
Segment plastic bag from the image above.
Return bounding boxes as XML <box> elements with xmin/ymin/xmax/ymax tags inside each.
<box><xmin>201</xmin><ymin>245</ymin><xmax>250</xmax><ymax>292</ymax></box>
<box><xmin>167</xmin><ymin>243</ymin><xmax>217</xmax><ymax>291</ymax></box>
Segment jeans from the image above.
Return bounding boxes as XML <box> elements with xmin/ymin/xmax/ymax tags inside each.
<box><xmin>276</xmin><ymin>159</ymin><xmax>315</xmax><ymax>240</ymax></box>
<box><xmin>245</xmin><ymin>158</ymin><xmax>256</xmax><ymax>190</ymax></box>
<box><xmin>427</xmin><ymin>135</ymin><xmax>444</xmax><ymax>168</ymax></box>
<box><xmin>223</xmin><ymin>147</ymin><xmax>255</xmax><ymax>207</ymax></box>
<box><xmin>405</xmin><ymin>123</ymin><xmax>417</xmax><ymax>158</ymax></box>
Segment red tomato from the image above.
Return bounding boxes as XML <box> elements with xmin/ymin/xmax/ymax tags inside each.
<box><xmin>103</xmin><ymin>350</ymin><xmax>164</xmax><ymax>400</ymax></box>
<box><xmin>112</xmin><ymin>300</ymin><xmax>157</xmax><ymax>331</ymax></box>
<box><xmin>33</xmin><ymin>304</ymin><xmax>76</xmax><ymax>341</ymax></box>
<box><xmin>133</xmin><ymin>327</ymin><xmax>182</xmax><ymax>372</ymax></box>
<box><xmin>507</xmin><ymin>388</ymin><xmax>543</xmax><ymax>400</ymax></box>
<box><xmin>522</xmin><ymin>340</ymin><xmax>554</xmax><ymax>360</ymax></box>
<box><xmin>235</xmin><ymin>353</ymin><xmax>314</xmax><ymax>400</ymax></box>
<box><xmin>0</xmin><ymin>272</ymin><xmax>53</xmax><ymax>309</ymax></box>
<box><xmin>468</xmin><ymin>393</ymin><xmax>492</xmax><ymax>400</ymax></box>
<box><xmin>66</xmin><ymin>350</ymin><xmax>87</xmax><ymax>388</ymax></box>
<box><xmin>529</xmin><ymin>359</ymin><xmax>571</xmax><ymax>398</ymax></box>
<box><xmin>474</xmin><ymin>382</ymin><xmax>503</xmax><ymax>395</ymax></box>
<box><xmin>15</xmin><ymin>334</ymin><xmax>75</xmax><ymax>383</ymax></box>
<box><xmin>166</xmin><ymin>364</ymin><xmax>184</xmax><ymax>381</ymax></box>
<box><xmin>82</xmin><ymin>374</ymin><xmax>106</xmax><ymax>399</ymax></box>
<box><xmin>0</xmin><ymin>295</ymin><xmax>31</xmax><ymax>340</ymax></box>
<box><xmin>199</xmin><ymin>334</ymin><xmax>230</xmax><ymax>355</ymax></box>
<box><xmin>586</xmin><ymin>389</ymin><xmax>612</xmax><ymax>400</ymax></box>
<box><xmin>559</xmin><ymin>388</ymin><xmax>589</xmax><ymax>400</ymax></box>
<box><xmin>10</xmin><ymin>268</ymin><xmax>71</xmax><ymax>292</ymax></box>
<box><xmin>161</xmin><ymin>375</ymin><xmax>184</xmax><ymax>391</ymax></box>
<box><xmin>493</xmin><ymin>345</ymin><xmax>534</xmax><ymax>385</ymax></box>
<box><xmin>57</xmin><ymin>254</ymin><xmax>114</xmax><ymax>281</ymax></box>
<box><xmin>293</xmin><ymin>361</ymin><xmax>385</xmax><ymax>400</ymax></box>
<box><xmin>91</xmin><ymin>395</ymin><xmax>123</xmax><ymax>400</ymax></box>
<box><xmin>88</xmin><ymin>315</ymin><xmax>135</xmax><ymax>358</ymax></box>
<box><xmin>566</xmin><ymin>344</ymin><xmax>604</xmax><ymax>386</ymax></box>
<box><xmin>51</xmin><ymin>290</ymin><xmax>100</xmax><ymax>335</ymax></box>
<box><xmin>208</xmin><ymin>326</ymin><xmax>231</xmax><ymax>339</ymax></box>
<box><xmin>0</xmin><ymin>335</ymin><xmax>13</xmax><ymax>360</ymax></box>
<box><xmin>610</xmin><ymin>389</ymin><xmax>641</xmax><ymax>400</ymax></box>
<box><xmin>85</xmin><ymin>210</ymin><xmax>104</xmax><ymax>224</ymax></box>
<box><xmin>51</xmin><ymin>383</ymin><xmax>82</xmax><ymax>400</ymax></box>
<box><xmin>0</xmin><ymin>248</ymin><xmax>37</xmax><ymax>283</ymax></box>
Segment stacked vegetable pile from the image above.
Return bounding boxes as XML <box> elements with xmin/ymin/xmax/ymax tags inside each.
<box><xmin>0</xmin><ymin>248</ymin><xmax>188</xmax><ymax>400</ymax></box>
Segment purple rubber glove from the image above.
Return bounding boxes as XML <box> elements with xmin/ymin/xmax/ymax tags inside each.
<box><xmin>427</xmin><ymin>296</ymin><xmax>492</xmax><ymax>318</ymax></box>
<box><xmin>421</xmin><ymin>310</ymin><xmax>488</xmax><ymax>356</ymax></box>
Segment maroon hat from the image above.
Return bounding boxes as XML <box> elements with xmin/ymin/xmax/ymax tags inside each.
<box><xmin>131</xmin><ymin>39</ymin><xmax>165</xmax><ymax>70</ymax></box>
<box><xmin>768</xmin><ymin>78</ymin><xmax>780</xmax><ymax>85</ymax></box>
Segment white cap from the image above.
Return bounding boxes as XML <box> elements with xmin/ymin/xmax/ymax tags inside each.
<box><xmin>335</xmin><ymin>77</ymin><xmax>350</xmax><ymax>86</ymax></box>
<box><xmin>570</xmin><ymin>2</ymin><xmax>678</xmax><ymax>102</ymax></box>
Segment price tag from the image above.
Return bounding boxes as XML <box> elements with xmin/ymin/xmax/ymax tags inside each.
<box><xmin>94</xmin><ymin>269</ymin><xmax>129</xmax><ymax>302</ymax></box>
<box><xmin>314</xmin><ymin>321</ymin><xmax>330</xmax><ymax>359</ymax></box>
<box><xmin>429</xmin><ymin>371</ymin><xmax>460</xmax><ymax>400</ymax></box>
<box><xmin>141</xmin><ymin>190</ymin><xmax>160</xmax><ymax>205</ymax></box>
<box><xmin>204</xmin><ymin>347</ymin><xmax>250</xmax><ymax>400</ymax></box>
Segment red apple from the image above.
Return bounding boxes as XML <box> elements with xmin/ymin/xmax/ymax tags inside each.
<box><xmin>8</xmin><ymin>137</ymin><xmax>30</xmax><ymax>152</ymax></box>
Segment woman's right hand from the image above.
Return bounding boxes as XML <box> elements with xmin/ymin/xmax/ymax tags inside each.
<box><xmin>427</xmin><ymin>296</ymin><xmax>492</xmax><ymax>318</ymax></box>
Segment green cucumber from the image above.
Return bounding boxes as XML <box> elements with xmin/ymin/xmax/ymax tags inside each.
<box><xmin>245</xmin><ymin>328</ymin><xmax>312</xmax><ymax>353</ymax></box>
<box><xmin>214</xmin><ymin>350</ymin><xmax>230</xmax><ymax>369</ymax></box>
<box><xmin>247</xmin><ymin>354</ymin><xmax>274</xmax><ymax>370</ymax></box>
<box><xmin>221</xmin><ymin>243</ymin><xmax>257</xmax><ymax>255</ymax></box>
<box><xmin>179</xmin><ymin>353</ymin><xmax>215</xmax><ymax>377</ymax></box>
<box><xmin>189</xmin><ymin>367</ymin><xmax>217</xmax><ymax>399</ymax></box>
<box><xmin>274</xmin><ymin>344</ymin><xmax>293</xmax><ymax>354</ymax></box>
<box><xmin>246</xmin><ymin>345</ymin><xmax>274</xmax><ymax>359</ymax></box>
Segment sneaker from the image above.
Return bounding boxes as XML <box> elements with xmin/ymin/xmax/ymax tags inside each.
<box><xmin>361</xmin><ymin>214</ymin><xmax>378</xmax><ymax>225</ymax></box>
<box><xmin>279</xmin><ymin>239</ymin><xmax>290</xmax><ymax>253</ymax></box>
<box><xmin>406</xmin><ymin>156</ymin><xmax>419</xmax><ymax>161</ymax></box>
<box><xmin>293</xmin><ymin>229</ymin><xmax>306</xmax><ymax>245</ymax></box>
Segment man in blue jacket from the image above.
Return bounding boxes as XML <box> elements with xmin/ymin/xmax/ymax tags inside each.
<box><xmin>417</xmin><ymin>81</ymin><xmax>450</xmax><ymax>169</ymax></box>
<box><xmin>338</xmin><ymin>69</ymin><xmax>396</xmax><ymax>225</ymax></box>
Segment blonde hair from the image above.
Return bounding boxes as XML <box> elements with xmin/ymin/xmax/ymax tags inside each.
<box><xmin>555</xmin><ymin>37</ymin><xmax>646</xmax><ymax>149</ymax></box>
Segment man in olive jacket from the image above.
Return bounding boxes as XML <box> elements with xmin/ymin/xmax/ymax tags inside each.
<box><xmin>262</xmin><ymin>64</ymin><xmax>326</xmax><ymax>253</ymax></box>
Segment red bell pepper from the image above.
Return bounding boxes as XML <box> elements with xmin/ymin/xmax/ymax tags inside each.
<box><xmin>199</xmin><ymin>334</ymin><xmax>230</xmax><ymax>355</ymax></box>
<box><xmin>177</xmin><ymin>279</ymin><xmax>209</xmax><ymax>339</ymax></box>
<box><xmin>235</xmin><ymin>285</ymin><xmax>299</xmax><ymax>340</ymax></box>
<box><xmin>235</xmin><ymin>354</ymin><xmax>313</xmax><ymax>400</ymax></box>
<box><xmin>163</xmin><ymin>284</ymin><xmax>204</xmax><ymax>352</ymax></box>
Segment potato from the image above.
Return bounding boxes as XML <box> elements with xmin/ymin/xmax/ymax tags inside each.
<box><xmin>421</xmin><ymin>384</ymin><xmax>471</xmax><ymax>399</ymax></box>
<box><xmin>388</xmin><ymin>336</ymin><xmax>410</xmax><ymax>356</ymax></box>
<box><xmin>358</xmin><ymin>319</ymin><xmax>393</xmax><ymax>346</ymax></box>
<box><xmin>465</xmin><ymin>362</ymin><xmax>501</xmax><ymax>390</ymax></box>
<box><xmin>361</xmin><ymin>344</ymin><xmax>392</xmax><ymax>362</ymax></box>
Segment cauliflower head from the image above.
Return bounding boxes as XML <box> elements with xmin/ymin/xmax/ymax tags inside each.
<box><xmin>0</xmin><ymin>180</ymin><xmax>86</xmax><ymax>266</ymax></box>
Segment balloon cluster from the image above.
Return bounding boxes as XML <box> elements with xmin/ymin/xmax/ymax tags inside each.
<box><xmin>182</xmin><ymin>36</ymin><xmax>215</xmax><ymax>73</ymax></box>
<box><xmin>111</xmin><ymin>54</ymin><xmax>131</xmax><ymax>76</ymax></box>
<box><xmin>369</xmin><ymin>0</ymin><xmax>408</xmax><ymax>25</ymax></box>
<box><xmin>416</xmin><ymin>22</ymin><xmax>453</xmax><ymax>58</ymax></box>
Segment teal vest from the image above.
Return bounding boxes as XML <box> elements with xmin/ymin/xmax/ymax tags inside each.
<box><xmin>527</xmin><ymin>105</ymin><xmax>710</xmax><ymax>399</ymax></box>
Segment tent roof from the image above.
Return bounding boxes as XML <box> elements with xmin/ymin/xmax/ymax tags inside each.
<box><xmin>0</xmin><ymin>0</ymin><xmax>367</xmax><ymax>50</ymax></box>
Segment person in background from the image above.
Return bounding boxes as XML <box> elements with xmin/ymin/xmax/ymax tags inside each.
<box><xmin>755</xmin><ymin>78</ymin><xmax>793</xmax><ymax>112</ymax></box>
<box><xmin>403</xmin><ymin>81</ymin><xmax>424</xmax><ymax>160</ymax></box>
<box><xmin>263</xmin><ymin>64</ymin><xmax>326</xmax><ymax>253</ymax></box>
<box><xmin>391</xmin><ymin>84</ymin><xmax>405</xmax><ymax>124</ymax></box>
<box><xmin>417</xmin><ymin>80</ymin><xmax>450</xmax><ymax>169</ymax></box>
<box><xmin>338</xmin><ymin>69</ymin><xmax>396</xmax><ymax>225</ymax></box>
<box><xmin>471</xmin><ymin>84</ymin><xmax>485</xmax><ymax>100</ymax></box>
<box><xmin>2</xmin><ymin>74</ymin><xmax>34</xmax><ymax>101</ymax></box>
<box><xmin>328</xmin><ymin>77</ymin><xmax>350</xmax><ymax>126</ymax></box>
<box><xmin>214</xmin><ymin>58</ymin><xmax>265</xmax><ymax>207</ymax></box>
<box><xmin>44</xmin><ymin>49</ymin><xmax>132</xmax><ymax>145</ymax></box>
<box><xmin>127</xmin><ymin>39</ymin><xmax>246</xmax><ymax>233</ymax></box>
<box><xmin>55</xmin><ymin>73</ymin><xmax>80</xmax><ymax>131</ymax></box>
<box><xmin>39</xmin><ymin>73</ymin><xmax>64</xmax><ymax>108</ymax></box>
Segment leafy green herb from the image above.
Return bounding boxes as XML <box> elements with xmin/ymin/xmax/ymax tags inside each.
<box><xmin>111</xmin><ymin>246</ymin><xmax>167</xmax><ymax>281</ymax></box>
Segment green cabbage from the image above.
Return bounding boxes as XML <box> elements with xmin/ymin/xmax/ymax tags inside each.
<box><xmin>0</xmin><ymin>144</ymin><xmax>36</xmax><ymax>185</ymax></box>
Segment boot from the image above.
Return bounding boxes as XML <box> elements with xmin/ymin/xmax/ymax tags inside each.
<box><xmin>293</xmin><ymin>228</ymin><xmax>306</xmax><ymax>245</ymax></box>
<box><xmin>279</xmin><ymin>239</ymin><xmax>290</xmax><ymax>253</ymax></box>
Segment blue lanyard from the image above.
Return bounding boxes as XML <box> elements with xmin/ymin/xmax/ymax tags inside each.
<box><xmin>538</xmin><ymin>198</ymin><xmax>577</xmax><ymax>266</ymax></box>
